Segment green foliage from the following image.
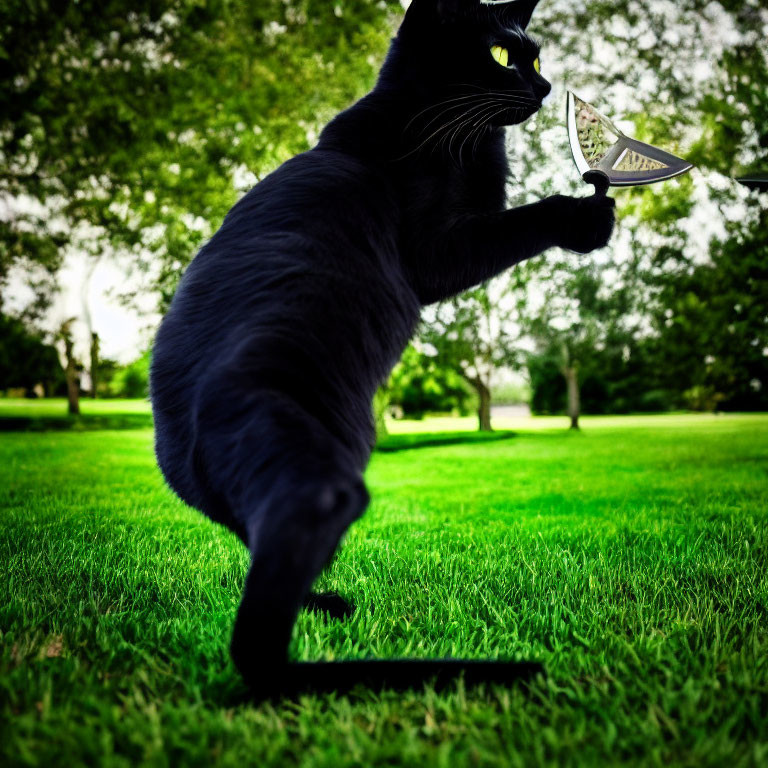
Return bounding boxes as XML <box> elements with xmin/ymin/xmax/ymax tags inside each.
<box><xmin>0</xmin><ymin>312</ymin><xmax>63</xmax><ymax>394</ymax></box>
<box><xmin>422</xmin><ymin>284</ymin><xmax>521</xmax><ymax>385</ymax></box>
<box><xmin>108</xmin><ymin>350</ymin><xmax>150</xmax><ymax>399</ymax></box>
<box><xmin>489</xmin><ymin>381</ymin><xmax>530</xmax><ymax>406</ymax></box>
<box><xmin>387</xmin><ymin>344</ymin><xmax>472</xmax><ymax>418</ymax></box>
<box><xmin>1</xmin><ymin>0</ymin><xmax>402</xmax><ymax>306</ymax></box>
<box><xmin>91</xmin><ymin>356</ymin><xmax>120</xmax><ymax>398</ymax></box>
<box><xmin>507</xmin><ymin>1</ymin><xmax>768</xmax><ymax>417</ymax></box>
<box><xmin>5</xmin><ymin>0</ymin><xmax>768</xmax><ymax>412</ymax></box>
<box><xmin>528</xmin><ymin>344</ymin><xmax>676</xmax><ymax>416</ymax></box>
<box><xmin>2</xmin><ymin>415</ymin><xmax>767</xmax><ymax>764</ymax></box>
<box><xmin>419</xmin><ymin>282</ymin><xmax>522</xmax><ymax>430</ymax></box>
<box><xmin>648</xmin><ymin>209</ymin><xmax>768</xmax><ymax>411</ymax></box>
<box><xmin>528</xmin><ymin>354</ymin><xmax>565</xmax><ymax>416</ymax></box>
<box><xmin>518</xmin><ymin>251</ymin><xmax>647</xmax><ymax>419</ymax></box>
<box><xmin>613</xmin><ymin>5</ymin><xmax>768</xmax><ymax>412</ymax></box>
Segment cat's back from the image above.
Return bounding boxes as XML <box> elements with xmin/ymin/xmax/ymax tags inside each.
<box><xmin>155</xmin><ymin>147</ymin><xmax>413</xmax><ymax>367</ymax></box>
<box><xmin>151</xmin><ymin>145</ymin><xmax>419</xmax><ymax>500</ymax></box>
<box><xmin>220</xmin><ymin>148</ymin><xmax>398</xmax><ymax>253</ymax></box>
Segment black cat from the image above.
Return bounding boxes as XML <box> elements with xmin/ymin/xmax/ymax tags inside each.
<box><xmin>151</xmin><ymin>0</ymin><xmax>615</xmax><ymax>692</ymax></box>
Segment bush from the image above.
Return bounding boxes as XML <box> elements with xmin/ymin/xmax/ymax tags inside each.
<box><xmin>0</xmin><ymin>313</ymin><xmax>64</xmax><ymax>396</ymax></box>
<box><xmin>528</xmin><ymin>357</ymin><xmax>564</xmax><ymax>415</ymax></box>
<box><xmin>387</xmin><ymin>345</ymin><xmax>472</xmax><ymax>418</ymax></box>
<box><xmin>109</xmin><ymin>351</ymin><xmax>150</xmax><ymax>399</ymax></box>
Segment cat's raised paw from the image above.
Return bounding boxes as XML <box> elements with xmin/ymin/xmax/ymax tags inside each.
<box><xmin>548</xmin><ymin>192</ymin><xmax>616</xmax><ymax>255</ymax></box>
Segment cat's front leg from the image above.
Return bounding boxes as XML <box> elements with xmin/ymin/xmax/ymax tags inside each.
<box><xmin>409</xmin><ymin>190</ymin><xmax>615</xmax><ymax>305</ymax></box>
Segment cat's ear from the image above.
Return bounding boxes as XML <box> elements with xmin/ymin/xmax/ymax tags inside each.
<box><xmin>403</xmin><ymin>0</ymin><xmax>541</xmax><ymax>26</ymax></box>
<box><xmin>404</xmin><ymin>0</ymin><xmax>461</xmax><ymax>22</ymax></box>
<box><xmin>481</xmin><ymin>0</ymin><xmax>541</xmax><ymax>29</ymax></box>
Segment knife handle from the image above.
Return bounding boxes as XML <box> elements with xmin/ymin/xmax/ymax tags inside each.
<box><xmin>583</xmin><ymin>170</ymin><xmax>610</xmax><ymax>198</ymax></box>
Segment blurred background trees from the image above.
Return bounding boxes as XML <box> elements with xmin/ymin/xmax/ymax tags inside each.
<box><xmin>419</xmin><ymin>283</ymin><xmax>521</xmax><ymax>431</ymax></box>
<box><xmin>0</xmin><ymin>311</ymin><xmax>63</xmax><ymax>396</ymax></box>
<box><xmin>1</xmin><ymin>0</ymin><xmax>766</xmax><ymax>427</ymax></box>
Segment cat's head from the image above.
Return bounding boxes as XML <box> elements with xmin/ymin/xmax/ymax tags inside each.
<box><xmin>393</xmin><ymin>0</ymin><xmax>551</xmax><ymax>127</ymax></box>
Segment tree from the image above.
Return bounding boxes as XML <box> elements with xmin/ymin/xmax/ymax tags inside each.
<box><xmin>518</xmin><ymin>250</ymin><xmax>644</xmax><ymax>428</ymax></box>
<box><xmin>1</xmin><ymin>0</ymin><xmax>404</xmax><ymax>311</ymax></box>
<box><xmin>421</xmin><ymin>280</ymin><xmax>520</xmax><ymax>431</ymax></box>
<box><xmin>387</xmin><ymin>344</ymin><xmax>473</xmax><ymax>420</ymax></box>
<box><xmin>56</xmin><ymin>318</ymin><xmax>81</xmax><ymax>415</ymax></box>
<box><xmin>500</xmin><ymin>1</ymin><xmax>768</xmax><ymax>423</ymax></box>
<box><xmin>109</xmin><ymin>350</ymin><xmax>150</xmax><ymax>399</ymax></box>
<box><xmin>88</xmin><ymin>332</ymin><xmax>100</xmax><ymax>399</ymax></box>
<box><xmin>646</xmin><ymin>208</ymin><xmax>768</xmax><ymax>411</ymax></box>
<box><xmin>1</xmin><ymin>0</ymin><xmax>183</xmax><ymax>289</ymax></box>
<box><xmin>622</xmin><ymin>6</ymin><xmax>768</xmax><ymax>411</ymax></box>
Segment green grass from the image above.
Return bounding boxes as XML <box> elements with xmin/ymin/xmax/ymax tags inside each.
<box><xmin>0</xmin><ymin>398</ymin><xmax>153</xmax><ymax>432</ymax></box>
<box><xmin>1</xmin><ymin>411</ymin><xmax>767</xmax><ymax>766</ymax></box>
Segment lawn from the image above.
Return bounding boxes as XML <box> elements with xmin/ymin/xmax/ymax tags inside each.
<box><xmin>0</xmin><ymin>398</ymin><xmax>153</xmax><ymax>432</ymax></box>
<box><xmin>1</xmin><ymin>407</ymin><xmax>767</xmax><ymax>766</ymax></box>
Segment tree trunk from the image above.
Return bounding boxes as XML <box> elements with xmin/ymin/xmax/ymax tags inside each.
<box><xmin>564</xmin><ymin>365</ymin><xmax>580</xmax><ymax>430</ymax></box>
<box><xmin>477</xmin><ymin>380</ymin><xmax>493</xmax><ymax>432</ymax></box>
<box><xmin>373</xmin><ymin>387</ymin><xmax>390</xmax><ymax>442</ymax></box>
<box><xmin>64</xmin><ymin>336</ymin><xmax>80</xmax><ymax>416</ymax></box>
<box><xmin>461</xmin><ymin>372</ymin><xmax>494</xmax><ymax>432</ymax></box>
<box><xmin>66</xmin><ymin>374</ymin><xmax>80</xmax><ymax>415</ymax></box>
<box><xmin>89</xmin><ymin>332</ymin><xmax>100</xmax><ymax>399</ymax></box>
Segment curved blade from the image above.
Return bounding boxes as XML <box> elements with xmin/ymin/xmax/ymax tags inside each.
<box><xmin>567</xmin><ymin>91</ymin><xmax>693</xmax><ymax>187</ymax></box>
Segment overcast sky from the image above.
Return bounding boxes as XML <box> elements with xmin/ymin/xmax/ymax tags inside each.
<box><xmin>5</xmin><ymin>251</ymin><xmax>158</xmax><ymax>365</ymax></box>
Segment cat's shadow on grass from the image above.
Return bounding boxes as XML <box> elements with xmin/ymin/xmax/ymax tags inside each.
<box><xmin>231</xmin><ymin>659</ymin><xmax>545</xmax><ymax>703</ymax></box>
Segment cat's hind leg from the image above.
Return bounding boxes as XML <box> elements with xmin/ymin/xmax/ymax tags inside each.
<box><xmin>231</xmin><ymin>460</ymin><xmax>368</xmax><ymax>691</ymax></box>
<box><xmin>193</xmin><ymin>386</ymin><xmax>369</xmax><ymax>692</ymax></box>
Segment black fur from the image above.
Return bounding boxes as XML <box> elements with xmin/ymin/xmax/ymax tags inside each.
<box><xmin>151</xmin><ymin>0</ymin><xmax>614</xmax><ymax>692</ymax></box>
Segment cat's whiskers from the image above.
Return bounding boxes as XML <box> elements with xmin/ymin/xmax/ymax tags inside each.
<box><xmin>398</xmin><ymin>89</ymin><xmax>539</xmax><ymax>163</ymax></box>
<box><xmin>460</xmin><ymin>103</ymin><xmax>502</xmax><ymax>162</ymax></box>
<box><xmin>404</xmin><ymin>94</ymin><xmax>504</xmax><ymax>136</ymax></box>
<box><xmin>421</xmin><ymin>98</ymin><xmax>520</xmax><ymax>163</ymax></box>
<box><xmin>415</xmin><ymin>95</ymin><xmax>536</xmax><ymax>145</ymax></box>
<box><xmin>452</xmin><ymin>83</ymin><xmax>536</xmax><ymax>96</ymax></box>
<box><xmin>428</xmin><ymin>103</ymin><xmax>491</xmax><ymax>160</ymax></box>
<box><xmin>455</xmin><ymin>97</ymin><xmax>532</xmax><ymax>166</ymax></box>
<box><xmin>468</xmin><ymin>104</ymin><xmax>513</xmax><ymax>161</ymax></box>
<box><xmin>453</xmin><ymin>101</ymin><xmax>515</xmax><ymax>166</ymax></box>
<box><xmin>446</xmin><ymin>103</ymin><xmax>503</xmax><ymax>165</ymax></box>
<box><xmin>470</xmin><ymin>110</ymin><xmax>498</xmax><ymax>159</ymax></box>
<box><xmin>399</xmin><ymin>101</ymin><xmax>495</xmax><ymax>161</ymax></box>
<box><xmin>404</xmin><ymin>94</ymin><xmax>490</xmax><ymax>130</ymax></box>
<box><xmin>434</xmin><ymin>102</ymin><xmax>504</xmax><ymax>159</ymax></box>
<box><xmin>403</xmin><ymin>90</ymin><xmax>538</xmax><ymax>136</ymax></box>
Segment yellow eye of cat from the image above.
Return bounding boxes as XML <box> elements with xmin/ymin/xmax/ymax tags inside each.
<box><xmin>490</xmin><ymin>45</ymin><xmax>509</xmax><ymax>68</ymax></box>
<box><xmin>533</xmin><ymin>57</ymin><xmax>541</xmax><ymax>74</ymax></box>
